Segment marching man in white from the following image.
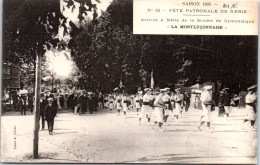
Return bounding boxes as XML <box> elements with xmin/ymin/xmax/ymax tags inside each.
<box><xmin>114</xmin><ymin>91</ymin><xmax>122</xmax><ymax>116</ymax></box>
<box><xmin>108</xmin><ymin>94</ymin><xmax>114</xmax><ymax>111</ymax></box>
<box><xmin>134</xmin><ymin>91</ymin><xmax>143</xmax><ymax>115</ymax></box>
<box><xmin>153</xmin><ymin>89</ymin><xmax>167</xmax><ymax>132</ymax></box>
<box><xmin>139</xmin><ymin>88</ymin><xmax>153</xmax><ymax>125</ymax></box>
<box><xmin>162</xmin><ymin>87</ymin><xmax>172</xmax><ymax>125</ymax></box>
<box><xmin>170</xmin><ymin>92</ymin><xmax>175</xmax><ymax>112</ymax></box>
<box><xmin>197</xmin><ymin>85</ymin><xmax>214</xmax><ymax>132</ymax></box>
<box><xmin>242</xmin><ymin>85</ymin><xmax>257</xmax><ymax>130</ymax></box>
<box><xmin>173</xmin><ymin>88</ymin><xmax>184</xmax><ymax>122</ymax></box>
<box><xmin>122</xmin><ymin>93</ymin><xmax>130</xmax><ymax>119</ymax></box>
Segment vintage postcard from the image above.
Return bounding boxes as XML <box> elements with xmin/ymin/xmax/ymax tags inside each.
<box><xmin>1</xmin><ymin>0</ymin><xmax>258</xmax><ymax>163</ymax></box>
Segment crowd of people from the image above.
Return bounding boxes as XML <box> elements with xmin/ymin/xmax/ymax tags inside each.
<box><xmin>11</xmin><ymin>84</ymin><xmax>257</xmax><ymax>135</ymax></box>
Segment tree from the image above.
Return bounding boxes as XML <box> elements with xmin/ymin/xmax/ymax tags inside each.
<box><xmin>68</xmin><ymin>0</ymin><xmax>257</xmax><ymax>93</ymax></box>
<box><xmin>3</xmin><ymin>0</ymin><xmax>101</xmax><ymax>158</ymax></box>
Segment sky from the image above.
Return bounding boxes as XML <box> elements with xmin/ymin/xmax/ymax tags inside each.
<box><xmin>61</xmin><ymin>0</ymin><xmax>113</xmax><ymax>27</ymax></box>
<box><xmin>45</xmin><ymin>49</ymin><xmax>74</xmax><ymax>78</ymax></box>
<box><xmin>49</xmin><ymin>0</ymin><xmax>113</xmax><ymax>78</ymax></box>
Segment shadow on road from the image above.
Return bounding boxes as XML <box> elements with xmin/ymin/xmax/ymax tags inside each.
<box><xmin>213</xmin><ymin>130</ymin><xmax>249</xmax><ymax>133</ymax></box>
<box><xmin>53</xmin><ymin>131</ymin><xmax>78</xmax><ymax>135</ymax></box>
<box><xmin>121</xmin><ymin>153</ymin><xmax>256</xmax><ymax>163</ymax></box>
<box><xmin>165</xmin><ymin>129</ymin><xmax>195</xmax><ymax>132</ymax></box>
<box><xmin>53</xmin><ymin>128</ymin><xmax>70</xmax><ymax>130</ymax></box>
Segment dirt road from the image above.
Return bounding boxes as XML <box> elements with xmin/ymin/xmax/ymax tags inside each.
<box><xmin>1</xmin><ymin>107</ymin><xmax>257</xmax><ymax>163</ymax></box>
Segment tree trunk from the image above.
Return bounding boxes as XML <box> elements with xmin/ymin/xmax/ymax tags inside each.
<box><xmin>51</xmin><ymin>75</ymin><xmax>54</xmax><ymax>93</ymax></box>
<box><xmin>33</xmin><ymin>53</ymin><xmax>41</xmax><ymax>159</ymax></box>
<box><xmin>33</xmin><ymin>61</ymin><xmax>36</xmax><ymax>95</ymax></box>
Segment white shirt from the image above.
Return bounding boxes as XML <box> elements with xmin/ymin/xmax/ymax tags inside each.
<box><xmin>174</xmin><ymin>94</ymin><xmax>184</xmax><ymax>102</ymax></box>
<box><xmin>143</xmin><ymin>94</ymin><xmax>152</xmax><ymax>103</ymax></box>
<box><xmin>154</xmin><ymin>94</ymin><xmax>164</xmax><ymax>108</ymax></box>
<box><xmin>162</xmin><ymin>94</ymin><xmax>171</xmax><ymax>102</ymax></box>
<box><xmin>134</xmin><ymin>95</ymin><xmax>142</xmax><ymax>103</ymax></box>
<box><xmin>201</xmin><ymin>91</ymin><xmax>212</xmax><ymax>104</ymax></box>
<box><xmin>245</xmin><ymin>93</ymin><xmax>257</xmax><ymax>104</ymax></box>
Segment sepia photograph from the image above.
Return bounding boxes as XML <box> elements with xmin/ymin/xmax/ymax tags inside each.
<box><xmin>1</xmin><ymin>0</ymin><xmax>258</xmax><ymax>163</ymax></box>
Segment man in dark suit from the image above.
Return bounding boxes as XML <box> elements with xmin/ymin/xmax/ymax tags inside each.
<box><xmin>17</xmin><ymin>95</ymin><xmax>26</xmax><ymax>115</ymax></box>
<box><xmin>45</xmin><ymin>98</ymin><xmax>56</xmax><ymax>135</ymax></box>
<box><xmin>51</xmin><ymin>95</ymin><xmax>58</xmax><ymax>117</ymax></box>
<box><xmin>87</xmin><ymin>93</ymin><xmax>94</xmax><ymax>114</ymax></box>
<box><xmin>40</xmin><ymin>94</ymin><xmax>48</xmax><ymax>130</ymax></box>
<box><xmin>67</xmin><ymin>93</ymin><xmax>74</xmax><ymax>110</ymax></box>
<box><xmin>77</xmin><ymin>92</ymin><xmax>85</xmax><ymax>115</ymax></box>
<box><xmin>218</xmin><ymin>90</ymin><xmax>225</xmax><ymax>117</ymax></box>
<box><xmin>83</xmin><ymin>93</ymin><xmax>88</xmax><ymax>114</ymax></box>
<box><xmin>73</xmin><ymin>94</ymin><xmax>78</xmax><ymax>113</ymax></box>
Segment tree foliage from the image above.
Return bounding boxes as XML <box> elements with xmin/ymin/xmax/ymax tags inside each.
<box><xmin>3</xmin><ymin>0</ymin><xmax>100</xmax><ymax>89</ymax></box>
<box><xmin>69</xmin><ymin>0</ymin><xmax>257</xmax><ymax>93</ymax></box>
<box><xmin>3</xmin><ymin>0</ymin><xmax>257</xmax><ymax>94</ymax></box>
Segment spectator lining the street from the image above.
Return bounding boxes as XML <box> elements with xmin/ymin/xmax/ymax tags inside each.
<box><xmin>223</xmin><ymin>88</ymin><xmax>231</xmax><ymax>120</ymax></box>
<box><xmin>87</xmin><ymin>92</ymin><xmax>95</xmax><ymax>114</ymax></box>
<box><xmin>67</xmin><ymin>93</ymin><xmax>74</xmax><ymax>110</ymax></box>
<box><xmin>184</xmin><ymin>91</ymin><xmax>191</xmax><ymax>112</ymax></box>
<box><xmin>218</xmin><ymin>90</ymin><xmax>225</xmax><ymax>117</ymax></box>
<box><xmin>77</xmin><ymin>92</ymin><xmax>86</xmax><ymax>116</ymax></box>
<box><xmin>17</xmin><ymin>94</ymin><xmax>27</xmax><ymax>115</ymax></box>
<box><xmin>64</xmin><ymin>94</ymin><xmax>68</xmax><ymax>110</ymax></box>
<box><xmin>73</xmin><ymin>94</ymin><xmax>78</xmax><ymax>113</ymax></box>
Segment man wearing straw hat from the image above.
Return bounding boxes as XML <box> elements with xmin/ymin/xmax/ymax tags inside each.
<box><xmin>139</xmin><ymin>88</ymin><xmax>153</xmax><ymax>125</ymax></box>
<box><xmin>197</xmin><ymin>85</ymin><xmax>214</xmax><ymax>132</ymax></box>
<box><xmin>153</xmin><ymin>88</ymin><xmax>167</xmax><ymax>132</ymax></box>
<box><xmin>242</xmin><ymin>85</ymin><xmax>257</xmax><ymax>130</ymax></box>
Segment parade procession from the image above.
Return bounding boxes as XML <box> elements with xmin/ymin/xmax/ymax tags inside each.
<box><xmin>1</xmin><ymin>0</ymin><xmax>258</xmax><ymax>164</ymax></box>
